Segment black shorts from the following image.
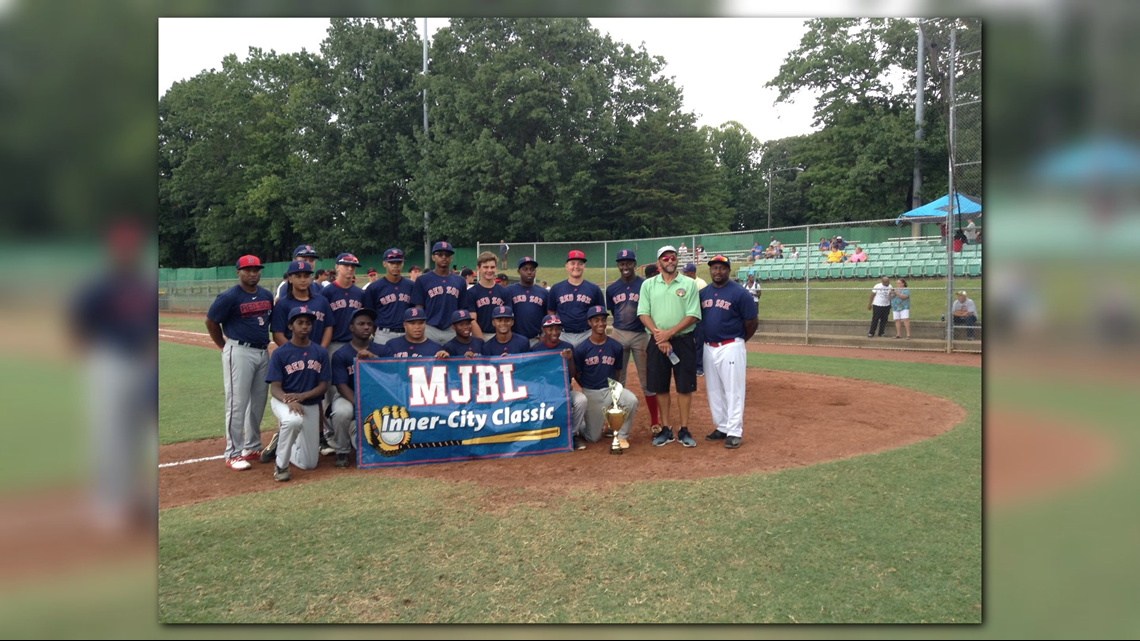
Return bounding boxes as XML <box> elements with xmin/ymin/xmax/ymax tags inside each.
<box><xmin>646</xmin><ymin>332</ymin><xmax>698</xmax><ymax>394</ymax></box>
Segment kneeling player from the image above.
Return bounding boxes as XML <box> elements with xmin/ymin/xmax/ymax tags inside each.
<box><xmin>573</xmin><ymin>306</ymin><xmax>638</xmax><ymax>447</ymax></box>
<box><xmin>531</xmin><ymin>314</ymin><xmax>589</xmax><ymax>450</ymax></box>
<box><xmin>481</xmin><ymin>306</ymin><xmax>530</xmax><ymax>356</ymax></box>
<box><xmin>436</xmin><ymin>309</ymin><xmax>485</xmax><ymax>358</ymax></box>
<box><xmin>386</xmin><ymin>307</ymin><xmax>443</xmax><ymax>358</ymax></box>
<box><xmin>329</xmin><ymin>308</ymin><xmax>390</xmax><ymax>468</ymax></box>
<box><xmin>266</xmin><ymin>307</ymin><xmax>331</xmax><ymax>481</ymax></box>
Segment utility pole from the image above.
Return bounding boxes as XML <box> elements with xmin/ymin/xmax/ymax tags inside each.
<box><xmin>422</xmin><ymin>18</ymin><xmax>430</xmax><ymax>269</ymax></box>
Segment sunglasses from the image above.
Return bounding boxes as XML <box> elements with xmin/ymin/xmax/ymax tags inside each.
<box><xmin>659</xmin><ymin>255</ymin><xmax>677</xmax><ymax>262</ymax></box>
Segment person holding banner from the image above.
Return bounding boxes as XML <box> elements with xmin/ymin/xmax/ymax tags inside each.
<box><xmin>481</xmin><ymin>306</ymin><xmax>531</xmax><ymax>356</ymax></box>
<box><xmin>328</xmin><ymin>308</ymin><xmax>390</xmax><ymax>468</ymax></box>
<box><xmin>386</xmin><ymin>307</ymin><xmax>443</xmax><ymax>358</ymax></box>
<box><xmin>531</xmin><ymin>314</ymin><xmax>589</xmax><ymax>450</ymax></box>
<box><xmin>573</xmin><ymin>306</ymin><xmax>638</xmax><ymax>447</ymax></box>
<box><xmin>437</xmin><ymin>309</ymin><xmax>485</xmax><ymax>358</ymax></box>
<box><xmin>266</xmin><ymin>306</ymin><xmax>331</xmax><ymax>482</ymax></box>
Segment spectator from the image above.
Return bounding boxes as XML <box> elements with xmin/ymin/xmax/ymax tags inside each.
<box><xmin>744</xmin><ymin>273</ymin><xmax>761</xmax><ymax>302</ymax></box>
<box><xmin>789</xmin><ymin>247</ymin><xmax>800</xmax><ymax>259</ymax></box>
<box><xmin>952</xmin><ymin>290</ymin><xmax>979</xmax><ymax>340</ymax></box>
<box><xmin>953</xmin><ymin>228</ymin><xmax>967</xmax><ymax>253</ymax></box>
<box><xmin>867</xmin><ymin>276</ymin><xmax>892</xmax><ymax>338</ymax></box>
<box><xmin>939</xmin><ymin>222</ymin><xmax>948</xmax><ymax>245</ymax></box>
<box><xmin>695</xmin><ymin>243</ymin><xmax>707</xmax><ymax>263</ymax></box>
<box><xmin>890</xmin><ymin>278</ymin><xmax>911</xmax><ymax>339</ymax></box>
<box><xmin>847</xmin><ymin>246</ymin><xmax>867</xmax><ymax>263</ymax></box>
<box><xmin>678</xmin><ymin>242</ymin><xmax>689</xmax><ymax>261</ymax></box>
<box><xmin>818</xmin><ymin>237</ymin><xmax>830</xmax><ymax>251</ymax></box>
<box><xmin>826</xmin><ymin>246</ymin><xmax>846</xmax><ymax>263</ymax></box>
<box><xmin>749</xmin><ymin>241</ymin><xmax>764</xmax><ymax>263</ymax></box>
<box><xmin>964</xmin><ymin>217</ymin><xmax>977</xmax><ymax>244</ymax></box>
<box><xmin>835</xmin><ymin>236</ymin><xmax>847</xmax><ymax>250</ymax></box>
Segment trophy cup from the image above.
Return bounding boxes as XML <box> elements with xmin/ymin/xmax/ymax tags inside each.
<box><xmin>605</xmin><ymin>379</ymin><xmax>627</xmax><ymax>455</ymax></box>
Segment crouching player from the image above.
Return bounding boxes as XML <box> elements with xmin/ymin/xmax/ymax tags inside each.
<box><xmin>531</xmin><ymin>314</ymin><xmax>589</xmax><ymax>450</ymax></box>
<box><xmin>573</xmin><ymin>306</ymin><xmax>638</xmax><ymax>448</ymax></box>
<box><xmin>329</xmin><ymin>308</ymin><xmax>390</xmax><ymax>468</ymax></box>
<box><xmin>266</xmin><ymin>306</ymin><xmax>331</xmax><ymax>481</ymax></box>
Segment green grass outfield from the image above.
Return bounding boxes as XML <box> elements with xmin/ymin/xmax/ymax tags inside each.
<box><xmin>158</xmin><ymin>348</ymin><xmax>981</xmax><ymax>624</ymax></box>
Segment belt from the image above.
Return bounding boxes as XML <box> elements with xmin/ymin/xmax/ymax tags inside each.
<box><xmin>376</xmin><ymin>328</ymin><xmax>405</xmax><ymax>333</ymax></box>
<box><xmin>230</xmin><ymin>339</ymin><xmax>268</xmax><ymax>350</ymax></box>
<box><xmin>706</xmin><ymin>338</ymin><xmax>739</xmax><ymax>348</ymax></box>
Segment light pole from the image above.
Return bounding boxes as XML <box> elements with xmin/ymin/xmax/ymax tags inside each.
<box><xmin>767</xmin><ymin>166</ymin><xmax>805</xmax><ymax>230</ymax></box>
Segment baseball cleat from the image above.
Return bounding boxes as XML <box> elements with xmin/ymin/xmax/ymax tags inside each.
<box><xmin>677</xmin><ymin>427</ymin><xmax>697</xmax><ymax>448</ymax></box>
<box><xmin>705</xmin><ymin>429</ymin><xmax>728</xmax><ymax>441</ymax></box>
<box><xmin>226</xmin><ymin>458</ymin><xmax>251</xmax><ymax>471</ymax></box>
<box><xmin>260</xmin><ymin>432</ymin><xmax>279</xmax><ymax>464</ymax></box>
<box><xmin>696</xmin><ymin>367</ymin><xmax>704</xmax><ymax>377</ymax></box>
<box><xmin>573</xmin><ymin>437</ymin><xmax>586</xmax><ymax>450</ymax></box>
<box><xmin>334</xmin><ymin>453</ymin><xmax>349</xmax><ymax>468</ymax></box>
<box><xmin>724</xmin><ymin>436</ymin><xmax>742</xmax><ymax>449</ymax></box>
<box><xmin>652</xmin><ymin>426</ymin><xmax>674</xmax><ymax>447</ymax></box>
<box><xmin>239</xmin><ymin>449</ymin><xmax>261</xmax><ymax>462</ymax></box>
<box><xmin>273</xmin><ymin>466</ymin><xmax>291</xmax><ymax>482</ymax></box>
<box><xmin>602</xmin><ymin>429</ymin><xmax>615</xmax><ymax>438</ymax></box>
<box><xmin>617</xmin><ymin>438</ymin><xmax>630</xmax><ymax>450</ymax></box>
<box><xmin>319</xmin><ymin>433</ymin><xmax>335</xmax><ymax>456</ymax></box>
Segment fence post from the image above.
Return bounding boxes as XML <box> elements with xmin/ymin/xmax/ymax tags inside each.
<box><xmin>804</xmin><ymin>224</ymin><xmax>811</xmax><ymax>344</ymax></box>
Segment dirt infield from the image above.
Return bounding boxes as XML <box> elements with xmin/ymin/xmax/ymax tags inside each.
<box><xmin>159</xmin><ymin>323</ymin><xmax>968</xmax><ymax>509</ymax></box>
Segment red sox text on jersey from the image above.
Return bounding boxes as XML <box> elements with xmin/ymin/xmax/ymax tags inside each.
<box><xmin>703</xmin><ymin>298</ymin><xmax>734</xmax><ymax>311</ymax></box>
<box><xmin>376</xmin><ymin>291</ymin><xmax>411</xmax><ymax>306</ymax></box>
<box><xmin>610</xmin><ymin>291</ymin><xmax>639</xmax><ymax>305</ymax></box>
<box><xmin>475</xmin><ymin>294</ymin><xmax>505</xmax><ymax>308</ymax></box>
<box><xmin>584</xmin><ymin>354</ymin><xmax>617</xmax><ymax>367</ymax></box>
<box><xmin>558</xmin><ymin>292</ymin><xmax>595</xmax><ymax>305</ymax></box>
<box><xmin>427</xmin><ymin>284</ymin><xmax>461</xmax><ymax>299</ymax></box>
<box><xmin>284</xmin><ymin>359</ymin><xmax>324</xmax><ymax>375</ymax></box>
<box><xmin>239</xmin><ymin>300</ymin><xmax>272</xmax><ymax>318</ymax></box>
<box><xmin>329</xmin><ymin>298</ymin><xmax>363</xmax><ymax>312</ymax></box>
<box><xmin>512</xmin><ymin>292</ymin><xmax>545</xmax><ymax>306</ymax></box>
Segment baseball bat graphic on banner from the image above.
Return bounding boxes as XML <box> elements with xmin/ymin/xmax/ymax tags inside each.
<box><xmin>363</xmin><ymin>406</ymin><xmax>561</xmax><ymax>457</ymax></box>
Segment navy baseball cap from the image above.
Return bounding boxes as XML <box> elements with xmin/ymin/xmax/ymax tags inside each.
<box><xmin>586</xmin><ymin>305</ymin><xmax>607</xmax><ymax>319</ymax></box>
<box><xmin>460</xmin><ymin>267</ymin><xmax>474</xmax><ymax>277</ymax></box>
<box><xmin>291</xmin><ymin>245</ymin><xmax>319</xmax><ymax>258</ymax></box>
<box><xmin>431</xmin><ymin>241</ymin><xmax>455</xmax><ymax>254</ymax></box>
<box><xmin>403</xmin><ymin>307</ymin><xmax>426</xmax><ymax>321</ymax></box>
<box><xmin>336</xmin><ymin>252</ymin><xmax>360</xmax><ymax>266</ymax></box>
<box><xmin>517</xmin><ymin>256</ymin><xmax>538</xmax><ymax>268</ymax></box>
<box><xmin>287</xmin><ymin>306</ymin><xmax>316</xmax><ymax>323</ymax></box>
<box><xmin>494</xmin><ymin>273</ymin><xmax>508</xmax><ymax>284</ymax></box>
<box><xmin>566</xmin><ymin>249</ymin><xmax>586</xmax><ymax>263</ymax></box>
<box><xmin>236</xmin><ymin>255</ymin><xmax>263</xmax><ymax>270</ymax></box>
<box><xmin>541</xmin><ymin>314</ymin><xmax>562</xmax><ymax>327</ymax></box>
<box><xmin>351</xmin><ymin>308</ymin><xmax>378</xmax><ymax>322</ymax></box>
<box><xmin>491</xmin><ymin>305</ymin><xmax>514</xmax><ymax>319</ymax></box>
<box><xmin>383</xmin><ymin>248</ymin><xmax>405</xmax><ymax>262</ymax></box>
<box><xmin>707</xmin><ymin>254</ymin><xmax>731</xmax><ymax>267</ymax></box>
<box><xmin>285</xmin><ymin>260</ymin><xmax>314</xmax><ymax>275</ymax></box>
<box><xmin>682</xmin><ymin>262</ymin><xmax>697</xmax><ymax>273</ymax></box>
<box><xmin>450</xmin><ymin>309</ymin><xmax>473</xmax><ymax>325</ymax></box>
<box><xmin>615</xmin><ymin>249</ymin><xmax>636</xmax><ymax>263</ymax></box>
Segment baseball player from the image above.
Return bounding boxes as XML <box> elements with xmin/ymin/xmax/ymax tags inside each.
<box><xmin>573</xmin><ymin>306</ymin><xmax>638</xmax><ymax>447</ymax></box>
<box><xmin>408</xmin><ymin>265</ymin><xmax>422</xmax><ymax>281</ymax></box>
<box><xmin>317</xmin><ymin>252</ymin><xmax>367</xmax><ymax>454</ymax></box>
<box><xmin>637</xmin><ymin>245</ymin><xmax>702</xmax><ymax>448</ymax></box>
<box><xmin>480</xmin><ymin>305</ymin><xmax>531</xmax><ymax>356</ymax></box>
<box><xmin>436</xmin><ymin>309</ymin><xmax>485</xmax><ymax>358</ymax></box>
<box><xmin>362</xmin><ymin>248</ymin><xmax>414</xmax><ymax>345</ymax></box>
<box><xmin>699</xmin><ymin>255</ymin><xmax>758</xmax><ymax>449</ymax></box>
<box><xmin>466</xmin><ymin>251</ymin><xmax>507</xmax><ymax>336</ymax></box>
<box><xmin>385</xmin><ymin>307</ymin><xmax>444</xmax><ymax>358</ymax></box>
<box><xmin>548</xmin><ymin>249</ymin><xmax>604</xmax><ymax>347</ymax></box>
<box><xmin>205</xmin><ymin>255</ymin><xmax>273</xmax><ymax>471</ymax></box>
<box><xmin>265</xmin><ymin>306</ymin><xmax>331</xmax><ymax>481</ymax></box>
<box><xmin>411</xmin><ymin>241</ymin><xmax>471</xmax><ymax>345</ymax></box>
<box><xmin>271</xmin><ymin>260</ymin><xmax>333</xmax><ymax>349</ymax></box>
<box><xmin>531</xmin><ymin>314</ymin><xmax>589</xmax><ymax>450</ymax></box>
<box><xmin>681</xmin><ymin>262</ymin><xmax>709</xmax><ymax>377</ymax></box>
<box><xmin>329</xmin><ymin>308</ymin><xmax>390</xmax><ymax>468</ymax></box>
<box><xmin>605</xmin><ymin>249</ymin><xmax>661</xmax><ymax>432</ymax></box>
<box><xmin>461</xmin><ymin>267</ymin><xmax>476</xmax><ymax>289</ymax></box>
<box><xmin>361</xmin><ymin>267</ymin><xmax>379</xmax><ymax>290</ymax></box>
<box><xmin>274</xmin><ymin>244</ymin><xmax>321</xmax><ymax>303</ymax></box>
<box><xmin>505</xmin><ymin>255</ymin><xmax>549</xmax><ymax>347</ymax></box>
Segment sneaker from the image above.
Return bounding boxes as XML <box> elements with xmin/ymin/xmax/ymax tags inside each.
<box><xmin>602</xmin><ymin>429</ymin><xmax>615</xmax><ymax>438</ymax></box>
<box><xmin>239</xmin><ymin>449</ymin><xmax>261</xmax><ymax>462</ymax></box>
<box><xmin>273</xmin><ymin>466</ymin><xmax>291</xmax><ymax>482</ymax></box>
<box><xmin>226</xmin><ymin>457</ymin><xmax>251</xmax><ymax>471</ymax></box>
<box><xmin>319</xmin><ymin>434</ymin><xmax>335</xmax><ymax>456</ymax></box>
<box><xmin>677</xmin><ymin>427</ymin><xmax>697</xmax><ymax>448</ymax></box>
<box><xmin>617</xmin><ymin>438</ymin><xmax>630</xmax><ymax>450</ymax></box>
<box><xmin>705</xmin><ymin>429</ymin><xmax>727</xmax><ymax>441</ymax></box>
<box><xmin>867</xmin><ymin>333</ymin><xmax>874</xmax><ymax>338</ymax></box>
<box><xmin>334</xmin><ymin>453</ymin><xmax>349</xmax><ymax>468</ymax></box>
<box><xmin>696</xmin><ymin>367</ymin><xmax>704</xmax><ymax>377</ymax></box>
<box><xmin>260</xmin><ymin>432</ymin><xmax>278</xmax><ymax>464</ymax></box>
<box><xmin>652</xmin><ymin>426</ymin><xmax>674</xmax><ymax>447</ymax></box>
<box><xmin>573</xmin><ymin>437</ymin><xmax>586</xmax><ymax>450</ymax></box>
<box><xmin>724</xmin><ymin>436</ymin><xmax>742</xmax><ymax>449</ymax></box>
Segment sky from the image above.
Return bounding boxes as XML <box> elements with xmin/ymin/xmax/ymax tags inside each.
<box><xmin>158</xmin><ymin>17</ymin><xmax>821</xmax><ymax>144</ymax></box>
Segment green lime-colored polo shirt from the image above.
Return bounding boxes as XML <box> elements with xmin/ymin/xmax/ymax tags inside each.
<box><xmin>636</xmin><ymin>273</ymin><xmax>702</xmax><ymax>335</ymax></box>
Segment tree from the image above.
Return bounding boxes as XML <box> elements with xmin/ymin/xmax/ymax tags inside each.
<box><xmin>705</xmin><ymin>121</ymin><xmax>766</xmax><ymax>230</ymax></box>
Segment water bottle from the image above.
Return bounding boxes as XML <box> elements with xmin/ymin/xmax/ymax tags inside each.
<box><xmin>668</xmin><ymin>349</ymin><xmax>680</xmax><ymax>365</ymax></box>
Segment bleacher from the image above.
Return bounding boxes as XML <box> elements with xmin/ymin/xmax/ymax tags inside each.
<box><xmin>735</xmin><ymin>240</ymin><xmax>982</xmax><ymax>282</ymax></box>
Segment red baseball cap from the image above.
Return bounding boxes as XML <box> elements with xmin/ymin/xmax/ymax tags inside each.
<box><xmin>566</xmin><ymin>250</ymin><xmax>587</xmax><ymax>262</ymax></box>
<box><xmin>236</xmin><ymin>255</ymin><xmax>263</xmax><ymax>270</ymax></box>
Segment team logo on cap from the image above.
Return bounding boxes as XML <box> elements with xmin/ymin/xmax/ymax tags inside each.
<box><xmin>408</xmin><ymin>308</ymin><xmax>421</xmax><ymax>317</ymax></box>
<box><xmin>617</xmin><ymin>249</ymin><xmax>633</xmax><ymax>260</ymax></box>
<box><xmin>340</xmin><ymin>253</ymin><xmax>359</xmax><ymax>263</ymax></box>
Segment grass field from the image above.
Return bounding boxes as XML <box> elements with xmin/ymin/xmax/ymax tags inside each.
<box><xmin>158</xmin><ymin>349</ymin><xmax>981</xmax><ymax>624</ymax></box>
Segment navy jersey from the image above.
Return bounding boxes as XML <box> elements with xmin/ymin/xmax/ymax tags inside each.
<box><xmin>606</xmin><ymin>277</ymin><xmax>645</xmax><ymax>332</ymax></box>
<box><xmin>698</xmin><ymin>280</ymin><xmax>759</xmax><ymax>344</ymax></box>
<box><xmin>504</xmin><ymin>283</ymin><xmax>549</xmax><ymax>339</ymax></box>
<box><xmin>442</xmin><ymin>336</ymin><xmax>485</xmax><ymax>357</ymax></box>
<box><xmin>270</xmin><ymin>293</ymin><xmax>332</xmax><ymax>343</ymax></box>
<box><xmin>362</xmin><ymin>277</ymin><xmax>414</xmax><ymax>331</ymax></box>
<box><xmin>74</xmin><ymin>274</ymin><xmax>155</xmax><ymax>355</ymax></box>
<box><xmin>573</xmin><ymin>337</ymin><xmax>624</xmax><ymax>391</ymax></box>
<box><xmin>266</xmin><ymin>341</ymin><xmax>330</xmax><ymax>404</ymax></box>
<box><xmin>385</xmin><ymin>336</ymin><xmax>443</xmax><ymax>359</ymax></box>
<box><xmin>531</xmin><ymin>338</ymin><xmax>572</xmax><ymax>353</ymax></box>
<box><xmin>331</xmin><ymin>341</ymin><xmax>390</xmax><ymax>390</ymax></box>
<box><xmin>321</xmin><ymin>281</ymin><xmax>367</xmax><ymax>342</ymax></box>
<box><xmin>481</xmin><ymin>334</ymin><xmax>531</xmax><ymax>357</ymax></box>
<box><xmin>465</xmin><ymin>282</ymin><xmax>509</xmax><ymax>333</ymax></box>
<box><xmin>276</xmin><ymin>280</ymin><xmax>322</xmax><ymax>302</ymax></box>
<box><xmin>411</xmin><ymin>270</ymin><xmax>468</xmax><ymax>329</ymax></box>
<box><xmin>207</xmin><ymin>284</ymin><xmax>273</xmax><ymax>344</ymax></box>
<box><xmin>547</xmin><ymin>280</ymin><xmax>604</xmax><ymax>333</ymax></box>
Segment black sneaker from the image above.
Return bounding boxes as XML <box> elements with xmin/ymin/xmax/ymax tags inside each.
<box><xmin>273</xmin><ymin>466</ymin><xmax>291</xmax><ymax>482</ymax></box>
<box><xmin>677</xmin><ymin>427</ymin><xmax>697</xmax><ymax>448</ymax></box>
<box><xmin>724</xmin><ymin>436</ymin><xmax>742</xmax><ymax>449</ymax></box>
<box><xmin>652</xmin><ymin>426</ymin><xmax>674</xmax><ymax>447</ymax></box>
<box><xmin>696</xmin><ymin>367</ymin><xmax>704</xmax><ymax>377</ymax></box>
<box><xmin>705</xmin><ymin>429</ymin><xmax>727</xmax><ymax>441</ymax></box>
<box><xmin>573</xmin><ymin>437</ymin><xmax>586</xmax><ymax>450</ymax></box>
<box><xmin>259</xmin><ymin>432</ymin><xmax>278</xmax><ymax>464</ymax></box>
<box><xmin>602</xmin><ymin>429</ymin><xmax>615</xmax><ymax>438</ymax></box>
<box><xmin>319</xmin><ymin>433</ymin><xmax>335</xmax><ymax>456</ymax></box>
<box><xmin>334</xmin><ymin>453</ymin><xmax>349</xmax><ymax>468</ymax></box>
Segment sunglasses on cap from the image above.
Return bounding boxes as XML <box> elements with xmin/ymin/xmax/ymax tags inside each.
<box><xmin>659</xmin><ymin>255</ymin><xmax>677</xmax><ymax>262</ymax></box>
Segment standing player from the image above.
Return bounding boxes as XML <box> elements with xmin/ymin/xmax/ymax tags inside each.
<box><xmin>573</xmin><ymin>306</ymin><xmax>638</xmax><ymax>447</ymax></box>
<box><xmin>265</xmin><ymin>306</ymin><xmax>331</xmax><ymax>481</ymax></box>
<box><xmin>637</xmin><ymin>245</ymin><xmax>702</xmax><ymax>448</ymax></box>
<box><xmin>466</xmin><ymin>251</ymin><xmax>507</xmax><ymax>337</ymax></box>
<box><xmin>412</xmin><ymin>241</ymin><xmax>471</xmax><ymax>345</ymax></box>
<box><xmin>271</xmin><ymin>260</ymin><xmax>333</xmax><ymax>349</ymax></box>
<box><xmin>506</xmin><ymin>255</ymin><xmax>549</xmax><ymax>347</ymax></box>
<box><xmin>531</xmin><ymin>314</ymin><xmax>588</xmax><ymax>449</ymax></box>
<box><xmin>361</xmin><ymin>268</ymin><xmax>379</xmax><ymax>290</ymax></box>
<box><xmin>436</xmin><ymin>309</ymin><xmax>485</xmax><ymax>358</ymax></box>
<box><xmin>363</xmin><ymin>248</ymin><xmax>414</xmax><ymax>345</ymax></box>
<box><xmin>205</xmin><ymin>255</ymin><xmax>273</xmax><ymax>471</ymax></box>
<box><xmin>548</xmin><ymin>249</ymin><xmax>603</xmax><ymax>347</ymax></box>
<box><xmin>274</xmin><ymin>244</ymin><xmax>321</xmax><ymax>303</ymax></box>
<box><xmin>319</xmin><ymin>252</ymin><xmax>366</xmax><ymax>454</ymax></box>
<box><xmin>605</xmin><ymin>249</ymin><xmax>661</xmax><ymax>433</ymax></box>
<box><xmin>386</xmin><ymin>308</ymin><xmax>444</xmax><ymax>357</ymax></box>
<box><xmin>329</xmin><ymin>308</ymin><xmax>390</xmax><ymax>468</ymax></box>
<box><xmin>700</xmin><ymin>255</ymin><xmax>758</xmax><ymax>449</ymax></box>
<box><xmin>481</xmin><ymin>306</ymin><xmax>531</xmax><ymax>356</ymax></box>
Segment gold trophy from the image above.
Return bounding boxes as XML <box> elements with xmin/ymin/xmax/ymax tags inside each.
<box><xmin>605</xmin><ymin>379</ymin><xmax>627</xmax><ymax>455</ymax></box>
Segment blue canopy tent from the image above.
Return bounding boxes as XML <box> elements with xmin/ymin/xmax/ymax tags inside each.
<box><xmin>895</xmin><ymin>192</ymin><xmax>982</xmax><ymax>225</ymax></box>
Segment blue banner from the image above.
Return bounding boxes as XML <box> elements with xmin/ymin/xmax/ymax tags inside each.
<box><xmin>355</xmin><ymin>351</ymin><xmax>572</xmax><ymax>467</ymax></box>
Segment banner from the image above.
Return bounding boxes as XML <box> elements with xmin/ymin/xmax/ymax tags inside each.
<box><xmin>355</xmin><ymin>351</ymin><xmax>572</xmax><ymax>467</ymax></box>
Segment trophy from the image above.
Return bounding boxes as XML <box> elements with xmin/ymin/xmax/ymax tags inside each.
<box><xmin>605</xmin><ymin>379</ymin><xmax>628</xmax><ymax>455</ymax></box>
